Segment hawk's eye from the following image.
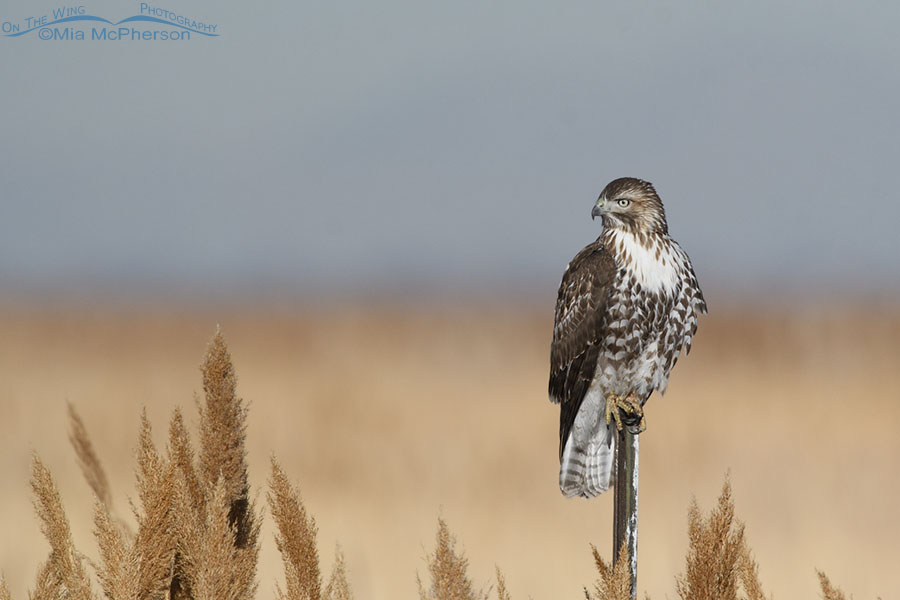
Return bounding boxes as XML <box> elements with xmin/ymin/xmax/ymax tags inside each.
<box><xmin>616</xmin><ymin>198</ymin><xmax>631</xmax><ymax>208</ymax></box>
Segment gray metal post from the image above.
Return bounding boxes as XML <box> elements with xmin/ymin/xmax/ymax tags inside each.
<box><xmin>612</xmin><ymin>428</ymin><xmax>639</xmax><ymax>599</ymax></box>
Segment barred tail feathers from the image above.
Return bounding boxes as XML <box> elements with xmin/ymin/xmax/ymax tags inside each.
<box><xmin>559</xmin><ymin>423</ymin><xmax>615</xmax><ymax>498</ymax></box>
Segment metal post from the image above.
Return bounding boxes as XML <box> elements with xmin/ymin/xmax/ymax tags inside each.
<box><xmin>612</xmin><ymin>428</ymin><xmax>639</xmax><ymax>599</ymax></box>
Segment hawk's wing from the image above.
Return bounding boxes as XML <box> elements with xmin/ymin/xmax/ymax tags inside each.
<box><xmin>549</xmin><ymin>240</ymin><xmax>616</xmax><ymax>458</ymax></box>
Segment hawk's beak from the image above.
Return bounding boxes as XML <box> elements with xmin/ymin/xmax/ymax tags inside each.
<box><xmin>591</xmin><ymin>201</ymin><xmax>604</xmax><ymax>220</ymax></box>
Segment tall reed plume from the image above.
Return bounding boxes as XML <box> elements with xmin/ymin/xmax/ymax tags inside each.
<box><xmin>267</xmin><ymin>456</ymin><xmax>354</xmax><ymax>600</ymax></box>
<box><xmin>415</xmin><ymin>518</ymin><xmax>515</xmax><ymax>600</ymax></box>
<box><xmin>68</xmin><ymin>403</ymin><xmax>114</xmax><ymax>516</ymax></box>
<box><xmin>30</xmin><ymin>456</ymin><xmax>94</xmax><ymax>600</ymax></box>
<box><xmin>588</xmin><ymin>541</ymin><xmax>633</xmax><ymax>600</ymax></box>
<box><xmin>675</xmin><ymin>478</ymin><xmax>767</xmax><ymax>600</ymax></box>
<box><xmin>24</xmin><ymin>329</ymin><xmax>263</xmax><ymax>600</ymax></box>
<box><xmin>417</xmin><ymin>518</ymin><xmax>487</xmax><ymax>600</ymax></box>
<box><xmin>816</xmin><ymin>572</ymin><xmax>848</xmax><ymax>600</ymax></box>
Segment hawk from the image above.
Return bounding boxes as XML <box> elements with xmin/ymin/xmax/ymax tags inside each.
<box><xmin>549</xmin><ymin>177</ymin><xmax>706</xmax><ymax>498</ymax></box>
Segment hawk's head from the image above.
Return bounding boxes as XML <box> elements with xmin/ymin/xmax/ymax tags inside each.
<box><xmin>592</xmin><ymin>177</ymin><xmax>668</xmax><ymax>235</ymax></box>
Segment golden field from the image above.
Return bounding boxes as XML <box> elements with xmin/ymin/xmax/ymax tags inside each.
<box><xmin>0</xmin><ymin>303</ymin><xmax>898</xmax><ymax>599</ymax></box>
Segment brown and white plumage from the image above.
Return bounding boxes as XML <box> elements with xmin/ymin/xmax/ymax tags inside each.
<box><xmin>549</xmin><ymin>178</ymin><xmax>706</xmax><ymax>498</ymax></box>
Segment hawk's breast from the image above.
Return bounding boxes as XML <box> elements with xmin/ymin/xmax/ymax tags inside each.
<box><xmin>608</xmin><ymin>230</ymin><xmax>680</xmax><ymax>295</ymax></box>
<box><xmin>595</xmin><ymin>230</ymin><xmax>693</xmax><ymax>398</ymax></box>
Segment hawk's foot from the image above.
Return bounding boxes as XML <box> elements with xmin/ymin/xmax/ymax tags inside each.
<box><xmin>604</xmin><ymin>394</ymin><xmax>646</xmax><ymax>434</ymax></box>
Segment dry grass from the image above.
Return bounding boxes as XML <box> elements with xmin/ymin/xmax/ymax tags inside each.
<box><xmin>133</xmin><ymin>412</ymin><xmax>179</xmax><ymax>600</ymax></box>
<box><xmin>268</xmin><ymin>457</ymin><xmax>321</xmax><ymax>600</ymax></box>
<box><xmin>168</xmin><ymin>408</ymin><xmax>204</xmax><ymax>529</ymax></box>
<box><xmin>588</xmin><ymin>542</ymin><xmax>633</xmax><ymax>600</ymax></box>
<box><xmin>433</xmin><ymin>480</ymin><xmax>842</xmax><ymax>600</ymax></box>
<box><xmin>198</xmin><ymin>330</ymin><xmax>255</xmax><ymax>550</ymax></box>
<box><xmin>817</xmin><ymin>572</ymin><xmax>848</xmax><ymax>600</ymax></box>
<box><xmin>1</xmin><ymin>306</ymin><xmax>897</xmax><ymax>599</ymax></box>
<box><xmin>68</xmin><ymin>404</ymin><xmax>113</xmax><ymax>514</ymax></box>
<box><xmin>739</xmin><ymin>549</ymin><xmax>768</xmax><ymax>600</ymax></box>
<box><xmin>15</xmin><ymin>329</ymin><xmax>265</xmax><ymax>600</ymax></box>
<box><xmin>674</xmin><ymin>479</ymin><xmax>769</xmax><ymax>600</ymax></box>
<box><xmin>174</xmin><ymin>331</ymin><xmax>261</xmax><ymax>600</ymax></box>
<box><xmin>174</xmin><ymin>477</ymin><xmax>259</xmax><ymax>600</ymax></box>
<box><xmin>267</xmin><ymin>456</ymin><xmax>358</xmax><ymax>600</ymax></box>
<box><xmin>676</xmin><ymin>479</ymin><xmax>746</xmax><ymax>600</ymax></box>
<box><xmin>28</xmin><ymin>561</ymin><xmax>62</xmax><ymax>600</ymax></box>
<box><xmin>93</xmin><ymin>495</ymin><xmax>140</xmax><ymax>600</ymax></box>
<box><xmin>417</xmin><ymin>518</ymin><xmax>486</xmax><ymax>600</ymax></box>
<box><xmin>323</xmin><ymin>549</ymin><xmax>353</xmax><ymax>600</ymax></box>
<box><xmin>30</xmin><ymin>456</ymin><xmax>94</xmax><ymax>600</ymax></box>
<box><xmin>493</xmin><ymin>569</ymin><xmax>510</xmax><ymax>600</ymax></box>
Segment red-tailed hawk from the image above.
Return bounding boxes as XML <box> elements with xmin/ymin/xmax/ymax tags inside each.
<box><xmin>549</xmin><ymin>178</ymin><xmax>706</xmax><ymax>498</ymax></box>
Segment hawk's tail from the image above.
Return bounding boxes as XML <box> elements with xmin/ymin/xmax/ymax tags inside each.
<box><xmin>559</xmin><ymin>424</ymin><xmax>615</xmax><ymax>498</ymax></box>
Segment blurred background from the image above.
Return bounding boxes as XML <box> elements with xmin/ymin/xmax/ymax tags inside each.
<box><xmin>1</xmin><ymin>1</ymin><xmax>898</xmax><ymax>598</ymax></box>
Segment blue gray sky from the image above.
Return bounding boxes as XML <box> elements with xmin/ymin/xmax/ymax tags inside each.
<box><xmin>2</xmin><ymin>0</ymin><xmax>898</xmax><ymax>304</ymax></box>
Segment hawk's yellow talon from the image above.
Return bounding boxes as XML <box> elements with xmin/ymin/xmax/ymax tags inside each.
<box><xmin>605</xmin><ymin>394</ymin><xmax>646</xmax><ymax>434</ymax></box>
